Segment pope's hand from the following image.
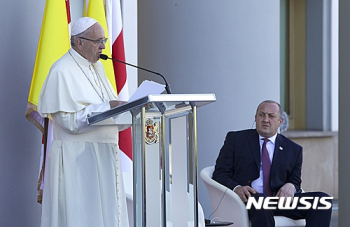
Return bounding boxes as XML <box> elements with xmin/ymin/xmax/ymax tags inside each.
<box><xmin>109</xmin><ymin>100</ymin><xmax>127</xmax><ymax>108</ymax></box>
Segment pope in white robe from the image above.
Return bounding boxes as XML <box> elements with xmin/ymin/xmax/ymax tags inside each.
<box><xmin>38</xmin><ymin>17</ymin><xmax>129</xmax><ymax>227</ymax></box>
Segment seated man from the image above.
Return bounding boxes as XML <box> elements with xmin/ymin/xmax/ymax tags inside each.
<box><xmin>212</xmin><ymin>100</ymin><xmax>332</xmax><ymax>227</ymax></box>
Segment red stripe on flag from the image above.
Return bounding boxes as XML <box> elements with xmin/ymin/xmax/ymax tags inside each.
<box><xmin>66</xmin><ymin>0</ymin><xmax>71</xmax><ymax>24</ymax></box>
<box><xmin>111</xmin><ymin>23</ymin><xmax>133</xmax><ymax>161</ymax></box>
<box><xmin>119</xmin><ymin>128</ymin><xmax>133</xmax><ymax>160</ymax></box>
<box><xmin>112</xmin><ymin>31</ymin><xmax>127</xmax><ymax>92</ymax></box>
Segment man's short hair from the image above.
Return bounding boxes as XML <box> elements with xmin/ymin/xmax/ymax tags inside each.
<box><xmin>256</xmin><ymin>100</ymin><xmax>283</xmax><ymax>120</ymax></box>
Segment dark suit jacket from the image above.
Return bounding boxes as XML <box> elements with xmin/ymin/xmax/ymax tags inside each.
<box><xmin>212</xmin><ymin>129</ymin><xmax>303</xmax><ymax>194</ymax></box>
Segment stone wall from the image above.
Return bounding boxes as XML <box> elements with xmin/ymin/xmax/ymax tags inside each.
<box><xmin>283</xmin><ymin>131</ymin><xmax>338</xmax><ymax>198</ymax></box>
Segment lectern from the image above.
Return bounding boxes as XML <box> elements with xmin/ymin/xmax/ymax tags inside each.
<box><xmin>87</xmin><ymin>94</ymin><xmax>216</xmax><ymax>227</ymax></box>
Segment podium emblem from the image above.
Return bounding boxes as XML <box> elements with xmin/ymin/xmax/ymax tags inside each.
<box><xmin>145</xmin><ymin>119</ymin><xmax>159</xmax><ymax>144</ymax></box>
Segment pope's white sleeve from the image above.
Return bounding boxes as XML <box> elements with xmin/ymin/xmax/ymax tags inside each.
<box><xmin>51</xmin><ymin>102</ymin><xmax>111</xmax><ymax>134</ymax></box>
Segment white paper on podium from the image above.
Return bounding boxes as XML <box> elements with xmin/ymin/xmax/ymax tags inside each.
<box><xmin>128</xmin><ymin>80</ymin><xmax>165</xmax><ymax>102</ymax></box>
<box><xmin>88</xmin><ymin>80</ymin><xmax>164</xmax><ymax>125</ymax></box>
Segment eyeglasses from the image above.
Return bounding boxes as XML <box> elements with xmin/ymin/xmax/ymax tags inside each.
<box><xmin>79</xmin><ymin>37</ymin><xmax>108</xmax><ymax>45</ymax></box>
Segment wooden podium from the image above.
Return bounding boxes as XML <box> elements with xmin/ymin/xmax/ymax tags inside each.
<box><xmin>87</xmin><ymin>94</ymin><xmax>216</xmax><ymax>227</ymax></box>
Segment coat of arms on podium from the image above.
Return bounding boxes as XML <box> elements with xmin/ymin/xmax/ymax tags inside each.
<box><xmin>145</xmin><ymin>118</ymin><xmax>159</xmax><ymax>144</ymax></box>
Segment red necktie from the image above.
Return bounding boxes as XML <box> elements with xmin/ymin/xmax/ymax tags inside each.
<box><xmin>262</xmin><ymin>138</ymin><xmax>273</xmax><ymax>196</ymax></box>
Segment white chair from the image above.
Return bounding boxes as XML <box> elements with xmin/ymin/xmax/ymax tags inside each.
<box><xmin>123</xmin><ymin>171</ymin><xmax>206</xmax><ymax>227</ymax></box>
<box><xmin>200</xmin><ymin>166</ymin><xmax>306</xmax><ymax>227</ymax></box>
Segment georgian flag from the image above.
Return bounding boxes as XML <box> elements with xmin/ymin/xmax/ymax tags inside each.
<box><xmin>106</xmin><ymin>0</ymin><xmax>133</xmax><ymax>173</ymax></box>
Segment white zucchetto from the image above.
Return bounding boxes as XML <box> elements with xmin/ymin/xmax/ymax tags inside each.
<box><xmin>71</xmin><ymin>17</ymin><xmax>98</xmax><ymax>36</ymax></box>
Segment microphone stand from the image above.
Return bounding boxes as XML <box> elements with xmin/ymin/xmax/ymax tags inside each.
<box><xmin>100</xmin><ymin>54</ymin><xmax>172</xmax><ymax>94</ymax></box>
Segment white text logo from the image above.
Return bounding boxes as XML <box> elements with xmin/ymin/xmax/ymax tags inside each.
<box><xmin>246</xmin><ymin>197</ymin><xmax>333</xmax><ymax>210</ymax></box>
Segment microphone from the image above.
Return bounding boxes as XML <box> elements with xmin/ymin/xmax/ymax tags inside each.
<box><xmin>100</xmin><ymin>54</ymin><xmax>171</xmax><ymax>94</ymax></box>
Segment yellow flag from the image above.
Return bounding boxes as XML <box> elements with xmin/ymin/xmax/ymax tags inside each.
<box><xmin>84</xmin><ymin>0</ymin><xmax>117</xmax><ymax>92</ymax></box>
<box><xmin>25</xmin><ymin>0</ymin><xmax>70</xmax><ymax>132</ymax></box>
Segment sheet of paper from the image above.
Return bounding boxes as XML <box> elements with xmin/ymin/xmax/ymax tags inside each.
<box><xmin>128</xmin><ymin>80</ymin><xmax>165</xmax><ymax>102</ymax></box>
<box><xmin>88</xmin><ymin>80</ymin><xmax>165</xmax><ymax>125</ymax></box>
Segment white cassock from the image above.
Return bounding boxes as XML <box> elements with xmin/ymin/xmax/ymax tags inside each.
<box><xmin>38</xmin><ymin>48</ymin><xmax>129</xmax><ymax>227</ymax></box>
